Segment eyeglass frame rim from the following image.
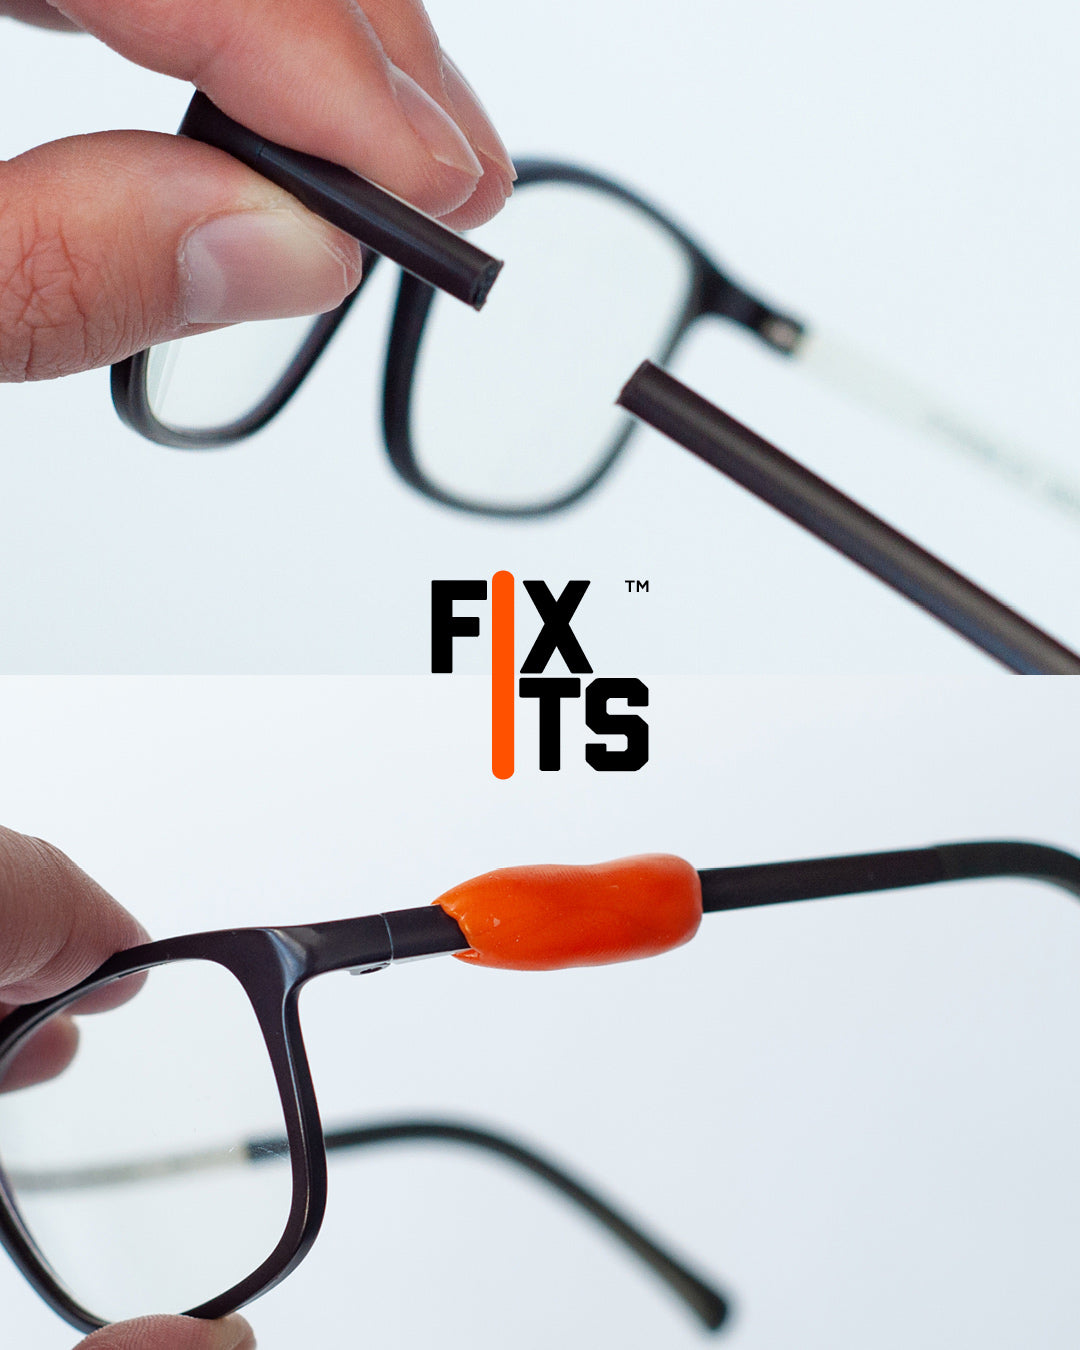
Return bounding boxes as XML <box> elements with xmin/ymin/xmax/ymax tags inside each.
<box><xmin>109</xmin><ymin>159</ymin><xmax>801</xmax><ymax>516</ymax></box>
<box><xmin>380</xmin><ymin>158</ymin><xmax>720</xmax><ymax>518</ymax></box>
<box><xmin>109</xmin><ymin>250</ymin><xmax>377</xmax><ymax>451</ymax></box>
<box><xmin>0</xmin><ymin>898</ymin><xmax>740</xmax><ymax>1339</ymax></box>
<box><xmin>0</xmin><ymin>910</ymin><xmax>457</xmax><ymax>1333</ymax></box>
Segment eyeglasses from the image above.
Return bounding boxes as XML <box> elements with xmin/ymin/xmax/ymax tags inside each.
<box><xmin>111</xmin><ymin>126</ymin><xmax>1080</xmax><ymax>523</ymax></box>
<box><xmin>0</xmin><ymin>840</ymin><xmax>1074</xmax><ymax>1334</ymax></box>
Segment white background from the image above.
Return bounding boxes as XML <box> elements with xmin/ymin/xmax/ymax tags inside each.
<box><xmin>0</xmin><ymin>679</ymin><xmax>1079</xmax><ymax>1348</ymax></box>
<box><xmin>0</xmin><ymin>0</ymin><xmax>1078</xmax><ymax>672</ymax></box>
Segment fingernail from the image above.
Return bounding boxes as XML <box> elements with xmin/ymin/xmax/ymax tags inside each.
<box><xmin>389</xmin><ymin>64</ymin><xmax>483</xmax><ymax>181</ymax></box>
<box><xmin>441</xmin><ymin>56</ymin><xmax>517</xmax><ymax>185</ymax></box>
<box><xmin>179</xmin><ymin>209</ymin><xmax>360</xmax><ymax>325</ymax></box>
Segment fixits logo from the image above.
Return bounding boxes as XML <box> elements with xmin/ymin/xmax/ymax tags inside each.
<box><xmin>431</xmin><ymin>573</ymin><xmax>648</xmax><ymax>779</ymax></box>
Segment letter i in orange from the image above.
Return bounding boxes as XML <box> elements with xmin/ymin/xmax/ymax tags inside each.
<box><xmin>491</xmin><ymin>571</ymin><xmax>514</xmax><ymax>779</ymax></box>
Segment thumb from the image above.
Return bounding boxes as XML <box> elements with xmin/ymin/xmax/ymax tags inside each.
<box><xmin>0</xmin><ymin>130</ymin><xmax>362</xmax><ymax>382</ymax></box>
<box><xmin>75</xmin><ymin>1314</ymin><xmax>255</xmax><ymax>1350</ymax></box>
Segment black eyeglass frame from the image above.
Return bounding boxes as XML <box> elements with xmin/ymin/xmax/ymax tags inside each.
<box><xmin>3</xmin><ymin>837</ymin><xmax>1076</xmax><ymax>1335</ymax></box>
<box><xmin>0</xmin><ymin>902</ymin><xmax>733</xmax><ymax>1335</ymax></box>
<box><xmin>381</xmin><ymin>161</ymin><xmax>803</xmax><ymax>518</ymax></box>
<box><xmin>0</xmin><ymin>905</ymin><xmax>466</xmax><ymax>1334</ymax></box>
<box><xmin>111</xmin><ymin>160</ymin><xmax>803</xmax><ymax>517</ymax></box>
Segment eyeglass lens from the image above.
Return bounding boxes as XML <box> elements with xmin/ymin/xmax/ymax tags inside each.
<box><xmin>144</xmin><ymin>315</ymin><xmax>322</xmax><ymax>434</ymax></box>
<box><xmin>0</xmin><ymin>961</ymin><xmax>292</xmax><ymax>1323</ymax></box>
<box><xmin>408</xmin><ymin>180</ymin><xmax>696</xmax><ymax>511</ymax></box>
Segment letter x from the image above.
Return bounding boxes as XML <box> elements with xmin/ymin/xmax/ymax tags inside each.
<box><xmin>519</xmin><ymin>581</ymin><xmax>593</xmax><ymax>674</ymax></box>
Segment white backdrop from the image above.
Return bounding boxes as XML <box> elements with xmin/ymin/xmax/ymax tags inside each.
<box><xmin>0</xmin><ymin>0</ymin><xmax>1078</xmax><ymax>672</ymax></box>
<box><xmin>0</xmin><ymin>679</ymin><xmax>1078</xmax><ymax>1348</ymax></box>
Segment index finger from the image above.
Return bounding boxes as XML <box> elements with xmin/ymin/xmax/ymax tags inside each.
<box><xmin>49</xmin><ymin>0</ymin><xmax>493</xmax><ymax>219</ymax></box>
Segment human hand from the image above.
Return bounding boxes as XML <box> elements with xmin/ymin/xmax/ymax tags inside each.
<box><xmin>0</xmin><ymin>825</ymin><xmax>257</xmax><ymax>1350</ymax></box>
<box><xmin>0</xmin><ymin>0</ymin><xmax>513</xmax><ymax>381</ymax></box>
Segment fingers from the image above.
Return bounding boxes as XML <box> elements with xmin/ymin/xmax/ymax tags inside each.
<box><xmin>0</xmin><ymin>1011</ymin><xmax>78</xmax><ymax>1091</ymax></box>
<box><xmin>0</xmin><ymin>0</ymin><xmax>78</xmax><ymax>29</ymax></box>
<box><xmin>0</xmin><ymin>822</ymin><xmax>150</xmax><ymax>1091</ymax></box>
<box><xmin>345</xmin><ymin>3</ymin><xmax>515</xmax><ymax>214</ymax></box>
<box><xmin>0</xmin><ymin>970</ymin><xmax>146</xmax><ymax>1094</ymax></box>
<box><xmin>46</xmin><ymin>0</ymin><xmax>512</xmax><ymax>222</ymax></box>
<box><xmin>0</xmin><ymin>825</ymin><xmax>146</xmax><ymax>1003</ymax></box>
<box><xmin>76</xmin><ymin>1313</ymin><xmax>255</xmax><ymax>1350</ymax></box>
<box><xmin>0</xmin><ymin>131</ymin><xmax>363</xmax><ymax>380</ymax></box>
<box><xmin>436</xmin><ymin>55</ymin><xmax>515</xmax><ymax>231</ymax></box>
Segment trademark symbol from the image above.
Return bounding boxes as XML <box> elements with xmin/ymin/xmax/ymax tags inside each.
<box><xmin>624</xmin><ymin>580</ymin><xmax>649</xmax><ymax>593</ymax></box>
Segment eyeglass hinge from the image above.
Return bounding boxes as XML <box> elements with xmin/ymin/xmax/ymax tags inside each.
<box><xmin>702</xmin><ymin>269</ymin><xmax>805</xmax><ymax>354</ymax></box>
<box><xmin>347</xmin><ymin>959</ymin><xmax>391</xmax><ymax>976</ymax></box>
<box><xmin>346</xmin><ymin>906</ymin><xmax>469</xmax><ymax>974</ymax></box>
<box><xmin>347</xmin><ymin>915</ymin><xmax>394</xmax><ymax>975</ymax></box>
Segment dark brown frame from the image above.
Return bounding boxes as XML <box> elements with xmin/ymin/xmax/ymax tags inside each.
<box><xmin>3</xmin><ymin>839</ymin><xmax>1077</xmax><ymax>1333</ymax></box>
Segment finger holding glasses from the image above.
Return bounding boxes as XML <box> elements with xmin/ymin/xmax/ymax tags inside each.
<box><xmin>0</xmin><ymin>0</ymin><xmax>512</xmax><ymax>382</ymax></box>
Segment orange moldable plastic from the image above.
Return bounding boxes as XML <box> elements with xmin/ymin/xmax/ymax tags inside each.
<box><xmin>433</xmin><ymin>854</ymin><xmax>702</xmax><ymax>971</ymax></box>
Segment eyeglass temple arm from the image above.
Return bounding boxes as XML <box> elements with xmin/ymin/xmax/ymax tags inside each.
<box><xmin>314</xmin><ymin>844</ymin><xmax>1076</xmax><ymax>1334</ymax></box>
<box><xmin>701</xmin><ymin>267</ymin><xmax>1080</xmax><ymax>522</ymax></box>
<box><xmin>617</xmin><ymin>361</ymin><xmax>1080</xmax><ymax>674</ymax></box>
<box><xmin>258</xmin><ymin>1117</ymin><xmax>729</xmax><ymax>1331</ymax></box>
<box><xmin>180</xmin><ymin>92</ymin><xmax>501</xmax><ymax>309</ymax></box>
<box><xmin>8</xmin><ymin>1114</ymin><xmax>729</xmax><ymax>1332</ymax></box>
<box><xmin>698</xmin><ymin>840</ymin><xmax>1080</xmax><ymax>914</ymax></box>
<box><xmin>792</xmin><ymin>328</ymin><xmax>1080</xmax><ymax>521</ymax></box>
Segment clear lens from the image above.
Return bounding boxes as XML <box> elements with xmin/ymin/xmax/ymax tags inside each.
<box><xmin>408</xmin><ymin>179</ymin><xmax>696</xmax><ymax>511</ymax></box>
<box><xmin>144</xmin><ymin>316</ymin><xmax>320</xmax><ymax>433</ymax></box>
<box><xmin>0</xmin><ymin>961</ymin><xmax>294</xmax><ymax>1323</ymax></box>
